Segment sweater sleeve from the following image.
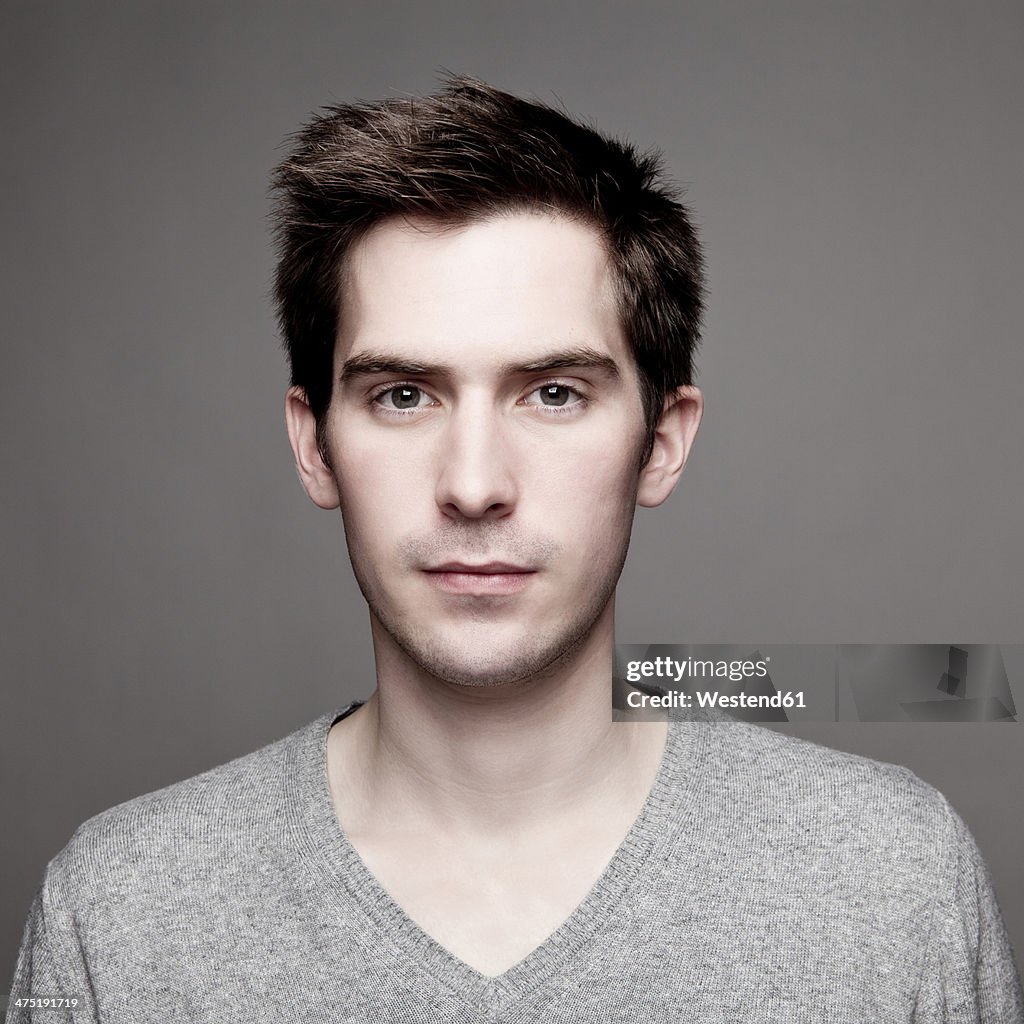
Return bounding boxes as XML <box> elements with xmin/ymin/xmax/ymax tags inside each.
<box><xmin>913</xmin><ymin>801</ymin><xmax>1024</xmax><ymax>1023</ymax></box>
<box><xmin>5</xmin><ymin>881</ymin><xmax>98</xmax><ymax>1024</ymax></box>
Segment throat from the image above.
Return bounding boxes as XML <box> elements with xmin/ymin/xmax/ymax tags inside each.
<box><xmin>325</xmin><ymin>709</ymin><xmax>669</xmax><ymax>976</ymax></box>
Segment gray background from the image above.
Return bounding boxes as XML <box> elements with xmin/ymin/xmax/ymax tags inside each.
<box><xmin>2</xmin><ymin>0</ymin><xmax>1022</xmax><ymax>982</ymax></box>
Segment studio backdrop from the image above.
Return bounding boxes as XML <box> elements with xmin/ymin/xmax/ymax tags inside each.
<box><xmin>2</xmin><ymin>0</ymin><xmax>1022</xmax><ymax>981</ymax></box>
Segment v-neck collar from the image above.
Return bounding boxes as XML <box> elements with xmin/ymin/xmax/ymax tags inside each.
<box><xmin>286</xmin><ymin>702</ymin><xmax>709</xmax><ymax>1013</ymax></box>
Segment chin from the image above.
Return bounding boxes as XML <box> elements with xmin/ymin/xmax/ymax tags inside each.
<box><xmin>410</xmin><ymin>642</ymin><xmax>552</xmax><ymax>689</ymax></box>
<box><xmin>397</xmin><ymin>625</ymin><xmax>587</xmax><ymax>689</ymax></box>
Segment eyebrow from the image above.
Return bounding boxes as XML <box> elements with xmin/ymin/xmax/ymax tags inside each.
<box><xmin>338</xmin><ymin>346</ymin><xmax>622</xmax><ymax>383</ymax></box>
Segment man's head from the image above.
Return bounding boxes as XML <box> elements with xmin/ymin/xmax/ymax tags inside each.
<box><xmin>271</xmin><ymin>75</ymin><xmax>705</xmax><ymax>469</ymax></box>
<box><xmin>275</xmin><ymin>78</ymin><xmax>705</xmax><ymax>688</ymax></box>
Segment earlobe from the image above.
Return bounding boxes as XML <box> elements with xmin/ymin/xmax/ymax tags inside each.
<box><xmin>636</xmin><ymin>385</ymin><xmax>703</xmax><ymax>508</ymax></box>
<box><xmin>284</xmin><ymin>386</ymin><xmax>341</xmax><ymax>510</ymax></box>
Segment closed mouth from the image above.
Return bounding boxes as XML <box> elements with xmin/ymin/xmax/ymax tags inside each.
<box><xmin>425</xmin><ymin>562</ymin><xmax>534</xmax><ymax>574</ymax></box>
<box><xmin>422</xmin><ymin>562</ymin><xmax>537</xmax><ymax>595</ymax></box>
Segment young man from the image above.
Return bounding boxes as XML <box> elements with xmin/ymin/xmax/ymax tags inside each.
<box><xmin>8</xmin><ymin>77</ymin><xmax>1022</xmax><ymax>1022</ymax></box>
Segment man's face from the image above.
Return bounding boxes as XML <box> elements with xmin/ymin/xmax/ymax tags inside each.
<box><xmin>315</xmin><ymin>212</ymin><xmax>652</xmax><ymax>686</ymax></box>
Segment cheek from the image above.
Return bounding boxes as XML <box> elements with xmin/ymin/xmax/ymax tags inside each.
<box><xmin>333</xmin><ymin>452</ymin><xmax>401</xmax><ymax>545</ymax></box>
<box><xmin>333</xmin><ymin>426</ymin><xmax>412</xmax><ymax>505</ymax></box>
<box><xmin>545</xmin><ymin>431</ymin><xmax>640</xmax><ymax>498</ymax></box>
<box><xmin>543</xmin><ymin>402</ymin><xmax>646</xmax><ymax>490</ymax></box>
<box><xmin>538</xmin><ymin>449</ymin><xmax>639</xmax><ymax>552</ymax></box>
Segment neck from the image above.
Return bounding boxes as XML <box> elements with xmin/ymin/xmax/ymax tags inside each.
<box><xmin>327</xmin><ymin>600</ymin><xmax>666</xmax><ymax>840</ymax></box>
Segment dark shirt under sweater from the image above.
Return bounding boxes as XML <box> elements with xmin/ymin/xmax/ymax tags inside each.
<box><xmin>7</xmin><ymin>703</ymin><xmax>1023</xmax><ymax>1022</ymax></box>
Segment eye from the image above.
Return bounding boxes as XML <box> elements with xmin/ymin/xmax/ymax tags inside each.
<box><xmin>373</xmin><ymin>385</ymin><xmax>433</xmax><ymax>411</ymax></box>
<box><xmin>523</xmin><ymin>383</ymin><xmax>586</xmax><ymax>410</ymax></box>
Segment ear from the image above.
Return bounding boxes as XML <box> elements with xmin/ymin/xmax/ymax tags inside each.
<box><xmin>284</xmin><ymin>386</ymin><xmax>340</xmax><ymax>510</ymax></box>
<box><xmin>637</xmin><ymin>385</ymin><xmax>703</xmax><ymax>508</ymax></box>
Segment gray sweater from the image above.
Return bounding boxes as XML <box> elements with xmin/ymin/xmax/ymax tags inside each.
<box><xmin>7</xmin><ymin>705</ymin><xmax>1023</xmax><ymax>1022</ymax></box>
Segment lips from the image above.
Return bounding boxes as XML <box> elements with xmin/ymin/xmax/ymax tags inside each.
<box><xmin>428</xmin><ymin>561</ymin><xmax>533</xmax><ymax>574</ymax></box>
<box><xmin>423</xmin><ymin>561</ymin><xmax>536</xmax><ymax>595</ymax></box>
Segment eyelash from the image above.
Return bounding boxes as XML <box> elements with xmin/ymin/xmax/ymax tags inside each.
<box><xmin>367</xmin><ymin>381</ymin><xmax>589</xmax><ymax>417</ymax></box>
<box><xmin>367</xmin><ymin>383</ymin><xmax>435</xmax><ymax>417</ymax></box>
<box><xmin>522</xmin><ymin>382</ymin><xmax>588</xmax><ymax>415</ymax></box>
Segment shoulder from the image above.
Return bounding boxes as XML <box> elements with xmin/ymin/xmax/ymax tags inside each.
<box><xmin>40</xmin><ymin>714</ymin><xmax>327</xmax><ymax>916</ymax></box>
<box><xmin>696</xmin><ymin>716</ymin><xmax>947</xmax><ymax>809</ymax></box>
<box><xmin>684</xmin><ymin>718</ymin><xmax>963</xmax><ymax>878</ymax></box>
<box><xmin>660</xmin><ymin>722</ymin><xmax>1022</xmax><ymax>1013</ymax></box>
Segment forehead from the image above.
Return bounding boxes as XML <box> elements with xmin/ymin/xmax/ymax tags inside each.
<box><xmin>337</xmin><ymin>212</ymin><xmax>628</xmax><ymax>370</ymax></box>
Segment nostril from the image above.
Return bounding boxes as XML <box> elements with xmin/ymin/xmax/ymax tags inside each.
<box><xmin>435</xmin><ymin>443</ymin><xmax>517</xmax><ymax>519</ymax></box>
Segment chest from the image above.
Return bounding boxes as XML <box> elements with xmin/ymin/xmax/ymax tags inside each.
<box><xmin>348</xmin><ymin>823</ymin><xmax>628</xmax><ymax>976</ymax></box>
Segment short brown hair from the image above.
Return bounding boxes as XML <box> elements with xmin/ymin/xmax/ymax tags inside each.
<box><xmin>271</xmin><ymin>75</ymin><xmax>705</xmax><ymax>465</ymax></box>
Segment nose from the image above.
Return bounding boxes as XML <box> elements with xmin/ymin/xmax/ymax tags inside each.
<box><xmin>435</xmin><ymin>402</ymin><xmax>518</xmax><ymax>521</ymax></box>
